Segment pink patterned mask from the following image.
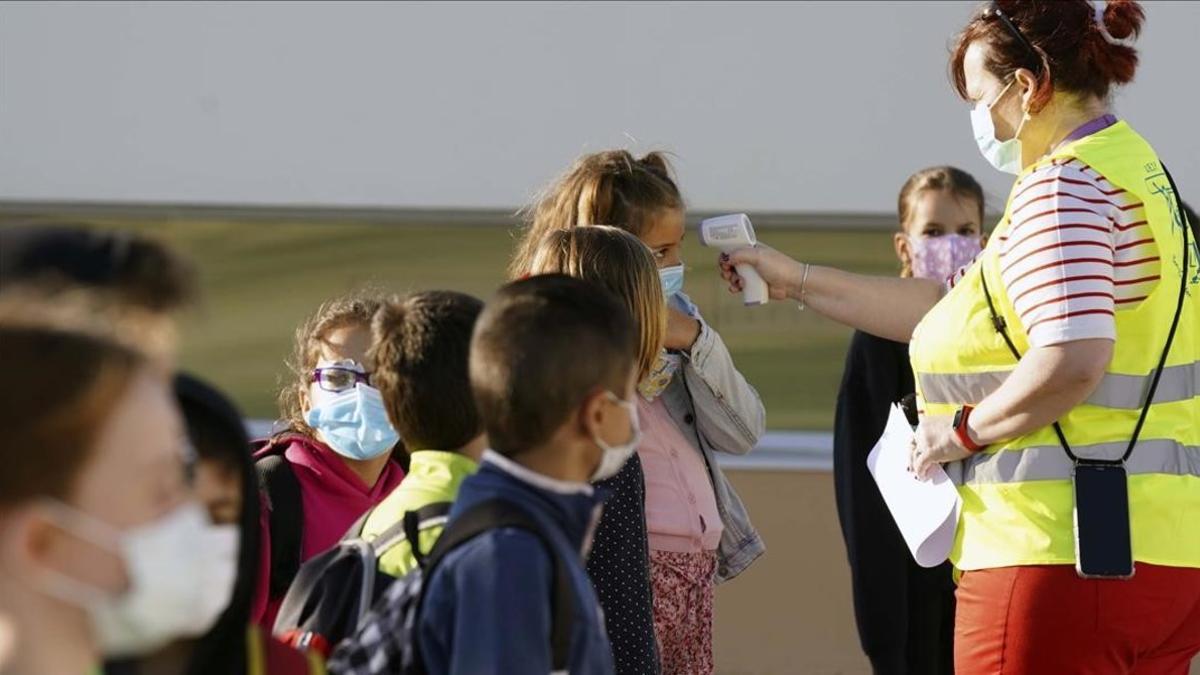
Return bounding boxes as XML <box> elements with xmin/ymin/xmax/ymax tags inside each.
<box><xmin>909</xmin><ymin>234</ymin><xmax>982</xmax><ymax>282</ymax></box>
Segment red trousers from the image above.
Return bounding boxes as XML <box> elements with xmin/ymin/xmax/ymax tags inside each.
<box><xmin>955</xmin><ymin>563</ymin><xmax>1200</xmax><ymax>675</ymax></box>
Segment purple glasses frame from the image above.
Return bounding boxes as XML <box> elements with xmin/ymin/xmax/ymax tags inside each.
<box><xmin>310</xmin><ymin>366</ymin><xmax>372</xmax><ymax>393</ymax></box>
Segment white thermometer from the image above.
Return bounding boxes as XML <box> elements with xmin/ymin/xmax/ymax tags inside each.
<box><xmin>700</xmin><ymin>213</ymin><xmax>769</xmax><ymax>306</ymax></box>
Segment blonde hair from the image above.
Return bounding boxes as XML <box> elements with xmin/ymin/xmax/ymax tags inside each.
<box><xmin>510</xmin><ymin>150</ymin><xmax>684</xmax><ymax>278</ymax></box>
<box><xmin>276</xmin><ymin>290</ymin><xmax>383</xmax><ymax>436</ymax></box>
<box><xmin>528</xmin><ymin>226</ymin><xmax>666</xmax><ymax>381</ymax></box>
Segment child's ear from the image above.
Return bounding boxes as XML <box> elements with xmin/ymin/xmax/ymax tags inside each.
<box><xmin>577</xmin><ymin>389</ymin><xmax>607</xmax><ymax>440</ymax></box>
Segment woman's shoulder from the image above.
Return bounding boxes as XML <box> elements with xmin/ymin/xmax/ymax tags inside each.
<box><xmin>1011</xmin><ymin>156</ymin><xmax>1125</xmax><ymax>207</ymax></box>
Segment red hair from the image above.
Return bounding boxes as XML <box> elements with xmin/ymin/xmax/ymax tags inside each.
<box><xmin>950</xmin><ymin>0</ymin><xmax>1144</xmax><ymax>109</ymax></box>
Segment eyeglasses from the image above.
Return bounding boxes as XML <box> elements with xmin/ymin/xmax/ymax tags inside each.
<box><xmin>311</xmin><ymin>366</ymin><xmax>371</xmax><ymax>393</ymax></box>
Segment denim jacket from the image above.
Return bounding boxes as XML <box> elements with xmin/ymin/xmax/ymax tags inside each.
<box><xmin>659</xmin><ymin>292</ymin><xmax>766</xmax><ymax>582</ymax></box>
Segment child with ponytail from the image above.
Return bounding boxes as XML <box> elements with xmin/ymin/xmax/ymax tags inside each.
<box><xmin>514</xmin><ymin>150</ymin><xmax>766</xmax><ymax>675</ymax></box>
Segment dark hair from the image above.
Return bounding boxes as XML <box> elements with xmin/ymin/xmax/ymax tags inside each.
<box><xmin>951</xmin><ymin>0</ymin><xmax>1144</xmax><ymax>109</ymax></box>
<box><xmin>510</xmin><ymin>150</ymin><xmax>685</xmax><ymax>277</ymax></box>
<box><xmin>470</xmin><ymin>275</ymin><xmax>637</xmax><ymax>457</ymax></box>
<box><xmin>0</xmin><ymin>223</ymin><xmax>198</xmax><ymax>313</ymax></box>
<box><xmin>368</xmin><ymin>291</ymin><xmax>485</xmax><ymax>452</ymax></box>
<box><xmin>0</xmin><ymin>323</ymin><xmax>145</xmax><ymax>507</ymax></box>
<box><xmin>175</xmin><ymin>372</ymin><xmax>250</xmax><ymax>474</ymax></box>
<box><xmin>171</xmin><ymin>372</ymin><xmax>260</xmax><ymax>675</ymax></box>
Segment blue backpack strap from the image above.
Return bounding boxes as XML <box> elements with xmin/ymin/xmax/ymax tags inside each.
<box><xmin>419</xmin><ymin>499</ymin><xmax>575</xmax><ymax>672</ymax></box>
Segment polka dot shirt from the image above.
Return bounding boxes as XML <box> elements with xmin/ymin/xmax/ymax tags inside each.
<box><xmin>586</xmin><ymin>453</ymin><xmax>661</xmax><ymax>674</ymax></box>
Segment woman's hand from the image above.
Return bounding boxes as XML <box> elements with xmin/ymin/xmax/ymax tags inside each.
<box><xmin>909</xmin><ymin>414</ymin><xmax>972</xmax><ymax>480</ymax></box>
<box><xmin>664</xmin><ymin>306</ymin><xmax>702</xmax><ymax>351</ymax></box>
<box><xmin>718</xmin><ymin>244</ymin><xmax>804</xmax><ymax>302</ymax></box>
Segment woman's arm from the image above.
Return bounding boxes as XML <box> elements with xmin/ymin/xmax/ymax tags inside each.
<box><xmin>721</xmin><ymin>244</ymin><xmax>944</xmax><ymax>343</ymax></box>
<box><xmin>911</xmin><ymin>339</ymin><xmax>1113</xmax><ymax>478</ymax></box>
<box><xmin>971</xmin><ymin>339</ymin><xmax>1114</xmax><ymax>444</ymax></box>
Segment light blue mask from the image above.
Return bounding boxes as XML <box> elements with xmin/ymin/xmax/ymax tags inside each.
<box><xmin>659</xmin><ymin>264</ymin><xmax>685</xmax><ymax>299</ymax></box>
<box><xmin>970</xmin><ymin>80</ymin><xmax>1025</xmax><ymax>175</ymax></box>
<box><xmin>304</xmin><ymin>383</ymin><xmax>399</xmax><ymax>461</ymax></box>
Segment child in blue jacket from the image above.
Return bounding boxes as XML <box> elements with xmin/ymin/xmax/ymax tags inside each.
<box><xmin>418</xmin><ymin>274</ymin><xmax>642</xmax><ymax>675</ymax></box>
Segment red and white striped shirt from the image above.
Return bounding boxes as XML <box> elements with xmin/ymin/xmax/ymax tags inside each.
<box><xmin>950</xmin><ymin>158</ymin><xmax>1159</xmax><ymax>347</ymax></box>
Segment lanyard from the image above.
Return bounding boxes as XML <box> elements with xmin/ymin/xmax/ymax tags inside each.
<box><xmin>979</xmin><ymin>163</ymin><xmax>1192</xmax><ymax>464</ymax></box>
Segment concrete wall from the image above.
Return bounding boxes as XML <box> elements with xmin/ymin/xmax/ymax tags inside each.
<box><xmin>2</xmin><ymin>1</ymin><xmax>1198</xmax><ymax>214</ymax></box>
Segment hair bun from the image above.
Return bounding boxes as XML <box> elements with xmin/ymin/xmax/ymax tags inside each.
<box><xmin>1095</xmin><ymin>0</ymin><xmax>1143</xmax><ymax>47</ymax></box>
<box><xmin>1087</xmin><ymin>0</ymin><xmax>1143</xmax><ymax>86</ymax></box>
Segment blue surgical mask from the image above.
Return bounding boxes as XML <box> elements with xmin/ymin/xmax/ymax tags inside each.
<box><xmin>305</xmin><ymin>383</ymin><xmax>399</xmax><ymax>461</ymax></box>
<box><xmin>658</xmin><ymin>264</ymin><xmax>684</xmax><ymax>299</ymax></box>
<box><xmin>970</xmin><ymin>80</ymin><xmax>1026</xmax><ymax>175</ymax></box>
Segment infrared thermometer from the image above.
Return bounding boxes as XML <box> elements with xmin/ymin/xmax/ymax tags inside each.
<box><xmin>700</xmin><ymin>213</ymin><xmax>769</xmax><ymax>306</ymax></box>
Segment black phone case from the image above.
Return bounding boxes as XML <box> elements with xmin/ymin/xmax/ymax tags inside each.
<box><xmin>1073</xmin><ymin>462</ymin><xmax>1135</xmax><ymax>579</ymax></box>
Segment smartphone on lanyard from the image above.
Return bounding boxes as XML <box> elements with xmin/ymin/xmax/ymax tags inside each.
<box><xmin>1073</xmin><ymin>461</ymin><xmax>1135</xmax><ymax>579</ymax></box>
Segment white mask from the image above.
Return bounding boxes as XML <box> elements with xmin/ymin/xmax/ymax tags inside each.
<box><xmin>36</xmin><ymin>501</ymin><xmax>239</xmax><ymax>657</ymax></box>
<box><xmin>591</xmin><ymin>392</ymin><xmax>642</xmax><ymax>482</ymax></box>
<box><xmin>970</xmin><ymin>79</ymin><xmax>1026</xmax><ymax>175</ymax></box>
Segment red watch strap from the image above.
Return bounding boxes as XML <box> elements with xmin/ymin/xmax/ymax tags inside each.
<box><xmin>955</xmin><ymin>405</ymin><xmax>985</xmax><ymax>453</ymax></box>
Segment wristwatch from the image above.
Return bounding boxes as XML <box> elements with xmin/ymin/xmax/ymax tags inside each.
<box><xmin>952</xmin><ymin>405</ymin><xmax>986</xmax><ymax>453</ymax></box>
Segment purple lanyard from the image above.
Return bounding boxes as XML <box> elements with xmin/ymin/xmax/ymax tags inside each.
<box><xmin>1063</xmin><ymin>114</ymin><xmax>1119</xmax><ymax>144</ymax></box>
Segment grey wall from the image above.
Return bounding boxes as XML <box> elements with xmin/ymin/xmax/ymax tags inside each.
<box><xmin>2</xmin><ymin>1</ymin><xmax>1197</xmax><ymax>214</ymax></box>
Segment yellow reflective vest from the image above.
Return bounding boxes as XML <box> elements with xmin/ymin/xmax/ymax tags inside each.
<box><xmin>910</xmin><ymin>121</ymin><xmax>1199</xmax><ymax>571</ymax></box>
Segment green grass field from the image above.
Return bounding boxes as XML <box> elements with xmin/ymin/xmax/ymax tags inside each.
<box><xmin>23</xmin><ymin>218</ymin><xmax>903</xmax><ymax>429</ymax></box>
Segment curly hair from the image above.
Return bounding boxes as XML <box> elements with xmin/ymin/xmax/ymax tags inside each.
<box><xmin>275</xmin><ymin>290</ymin><xmax>383</xmax><ymax>437</ymax></box>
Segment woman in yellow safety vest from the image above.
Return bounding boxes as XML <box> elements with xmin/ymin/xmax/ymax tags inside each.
<box><xmin>721</xmin><ymin>2</ymin><xmax>1199</xmax><ymax>673</ymax></box>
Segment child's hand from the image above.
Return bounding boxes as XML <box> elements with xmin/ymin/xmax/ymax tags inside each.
<box><xmin>664</xmin><ymin>306</ymin><xmax>701</xmax><ymax>351</ymax></box>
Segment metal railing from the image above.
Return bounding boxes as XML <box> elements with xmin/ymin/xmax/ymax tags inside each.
<box><xmin>244</xmin><ymin>420</ymin><xmax>834</xmax><ymax>472</ymax></box>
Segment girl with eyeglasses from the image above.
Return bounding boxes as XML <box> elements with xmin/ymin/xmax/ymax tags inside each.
<box><xmin>250</xmin><ymin>292</ymin><xmax>405</xmax><ymax>629</ymax></box>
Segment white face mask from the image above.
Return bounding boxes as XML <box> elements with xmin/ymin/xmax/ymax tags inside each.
<box><xmin>36</xmin><ymin>501</ymin><xmax>239</xmax><ymax>657</ymax></box>
<box><xmin>591</xmin><ymin>392</ymin><xmax>642</xmax><ymax>482</ymax></box>
<box><xmin>970</xmin><ymin>79</ymin><xmax>1026</xmax><ymax>175</ymax></box>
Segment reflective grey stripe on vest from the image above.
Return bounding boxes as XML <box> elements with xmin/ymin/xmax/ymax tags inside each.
<box><xmin>955</xmin><ymin>439</ymin><xmax>1200</xmax><ymax>485</ymax></box>
<box><xmin>919</xmin><ymin>361</ymin><xmax>1200</xmax><ymax>409</ymax></box>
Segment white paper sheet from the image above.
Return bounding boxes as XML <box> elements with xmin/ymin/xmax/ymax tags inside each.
<box><xmin>866</xmin><ymin>404</ymin><xmax>962</xmax><ymax>568</ymax></box>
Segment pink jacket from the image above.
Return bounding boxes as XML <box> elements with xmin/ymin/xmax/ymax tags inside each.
<box><xmin>251</xmin><ymin>434</ymin><xmax>404</xmax><ymax>628</ymax></box>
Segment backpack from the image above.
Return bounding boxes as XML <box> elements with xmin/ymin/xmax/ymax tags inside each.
<box><xmin>272</xmin><ymin>501</ymin><xmax>452</xmax><ymax>657</ymax></box>
<box><xmin>253</xmin><ymin>434</ymin><xmax>411</xmax><ymax>604</ymax></box>
<box><xmin>253</xmin><ymin>436</ymin><xmax>306</xmax><ymax>602</ymax></box>
<box><xmin>325</xmin><ymin>498</ymin><xmax>575</xmax><ymax>675</ymax></box>
<box><xmin>248</xmin><ymin>626</ymin><xmax>327</xmax><ymax>675</ymax></box>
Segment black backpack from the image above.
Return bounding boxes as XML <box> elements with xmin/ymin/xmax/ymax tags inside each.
<box><xmin>253</xmin><ymin>434</ymin><xmax>412</xmax><ymax>604</ymax></box>
<box><xmin>324</xmin><ymin>498</ymin><xmax>576</xmax><ymax>675</ymax></box>
<box><xmin>271</xmin><ymin>500</ymin><xmax>451</xmax><ymax>656</ymax></box>
<box><xmin>252</xmin><ymin>436</ymin><xmax>306</xmax><ymax>602</ymax></box>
